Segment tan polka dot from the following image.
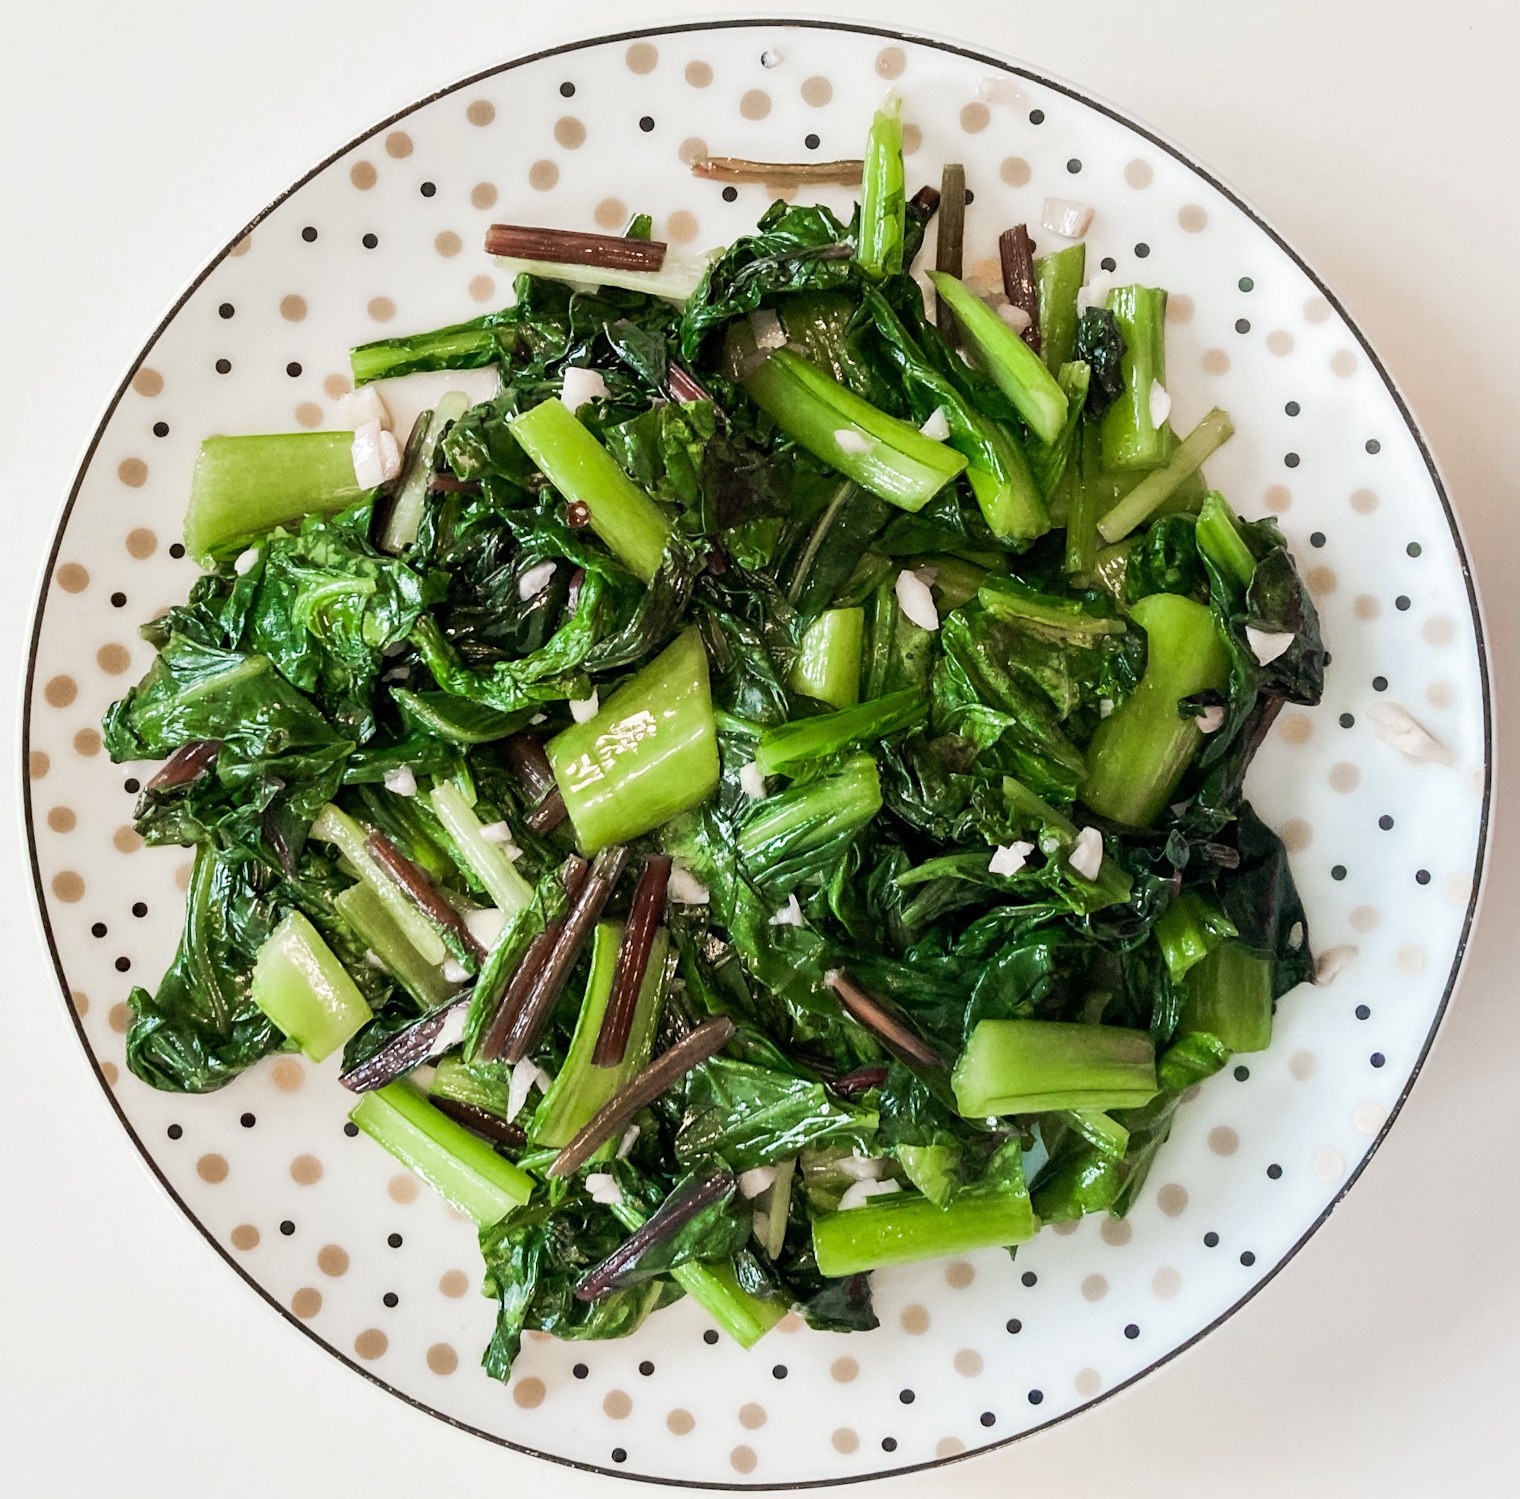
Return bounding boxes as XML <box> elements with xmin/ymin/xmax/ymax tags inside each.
<box><xmin>275</xmin><ymin>295</ymin><xmax>308</xmax><ymax>326</ymax></box>
<box><xmin>365</xmin><ymin>297</ymin><xmax>395</xmax><ymax>325</ymax></box>
<box><xmin>739</xmin><ymin>1402</ymin><xmax>767</xmax><ymax>1430</ymax></box>
<box><xmin>1081</xmin><ymin>1273</ymin><xmax>1108</xmax><ymax>1301</ymax></box>
<box><xmin>1328</xmin><ymin>761</ymin><xmax>1360</xmax><ymax>793</ymax></box>
<box><xmin>831</xmin><ymin>1356</ymin><xmax>858</xmax><ymax>1383</ymax></box>
<box><xmin>1152</xmin><ymin>1266</ymin><xmax>1182</xmax><ymax>1299</ymax></box>
<box><xmin>593</xmin><ymin>198</ymin><xmax>628</xmax><ymax>231</ymax></box>
<box><xmin>288</xmin><ymin>401</ymin><xmax>323</xmax><ymax>432</ymax></box>
<box><xmin>945</xmin><ymin>1259</ymin><xmax>975</xmax><ymax>1288</ymax></box>
<box><xmin>112</xmin><ymin>826</ymin><xmax>141</xmax><ymax>854</ymax></box>
<box><xmin>129</xmin><ymin>362</ymin><xmax>166</xmax><ymax>399</ymax></box>
<box><xmin>175</xmin><ymin>861</ymin><xmax>192</xmax><ymax>891</ymax></box>
<box><xmin>948</xmin><ymin>1347</ymin><xmax>983</xmax><ymax>1380</ymax></box>
<box><xmin>684</xmin><ymin>60</ymin><xmax>713</xmax><ymax>88</ymax></box>
<box><xmin>426</xmin><ymin>1342</ymin><xmax>458</xmax><ymax>1375</ymax></box>
<box><xmin>512</xmin><ymin>1376</ymin><xmax>546</xmax><ymax>1408</ymax></box>
<box><xmin>52</xmin><ymin>871</ymin><xmax>84</xmax><ymax>903</ymax></box>
<box><xmin>679</xmin><ymin>136</ymin><xmax>708</xmax><ymax>166</ymax></box>
<box><xmin>466</xmin><ymin>99</ymin><xmax>495</xmax><ymax>127</ymax></box>
<box><xmin>1289</xmin><ymin>1050</ymin><xmax>1318</xmax><ymax>1081</ymax></box>
<box><xmin>1177</xmin><ymin>204</ymin><xmax>1207</xmax><ymax>232</ymax></box>
<box><xmin>1314</xmin><ymin>1148</ymin><xmax>1345</xmax><ymax>1182</ymax></box>
<box><xmin>625</xmin><ymin>40</ymin><xmax>658</xmax><ymax>73</ymax></box>
<box><xmin>876</xmin><ymin>46</ymin><xmax>907</xmax><ymax>78</ymax></box>
<box><xmin>354</xmin><ymin>1328</ymin><xmax>388</xmax><ymax>1359</ymax></box>
<box><xmin>603</xmin><ymin>1389</ymin><xmax>632</xmax><ymax>1419</ymax></box>
<box><xmin>1075</xmin><ymin>1367</ymin><xmax>1102</xmax><ymax>1398</ymax></box>
<box><xmin>1051</xmin><ymin>1217</ymin><xmax>1080</xmax><ymax>1236</ymax></box>
<box><xmin>439</xmin><ymin>1268</ymin><xmax>469</xmax><ymax>1298</ymax></box>
<box><xmin>350</xmin><ymin>160</ymin><xmax>377</xmax><ymax>190</ymax></box>
<box><xmin>1422</xmin><ymin>615</ymin><xmax>1455</xmax><ymax>647</ymax></box>
<box><xmin>317</xmin><ymin>1244</ymin><xmax>349</xmax><ymax>1277</ymax></box>
<box><xmin>97</xmin><ymin>643</ymin><xmax>131</xmax><ymax>675</ymax></box>
<box><xmin>323</xmin><ymin>373</ymin><xmax>351</xmax><ymax>401</ymax></box>
<box><xmin>470</xmin><ymin>181</ymin><xmax>497</xmax><ymax>210</ymax></box>
<box><xmin>666</xmin><ymin>210</ymin><xmax>698</xmax><ymax>244</ymax></box>
<box><xmin>900</xmin><ymin>1303</ymin><xmax>930</xmax><ymax>1334</ymax></box>
<box><xmin>57</xmin><ymin>562</ymin><xmax>90</xmax><ymax>593</ymax></box>
<box><xmin>730</xmin><ymin>1446</ymin><xmax>757</xmax><ymax>1475</ymax></box>
<box><xmin>775</xmin><ymin>1310</ymin><xmax>803</xmax><ymax>1334</ymax></box>
<box><xmin>290</xmin><ymin>1153</ymin><xmax>323</xmax><ymax>1185</ymax></box>
<box><xmin>554</xmin><ymin>115</ymin><xmax>587</xmax><ymax>150</ymax></box>
<box><xmin>831</xmin><ymin>1427</ymin><xmax>859</xmax><ymax>1453</ymax></box>
<box><xmin>388</xmin><ymin>1172</ymin><xmax>420</xmax><ymax>1204</ymax></box>
<box><xmin>667</xmin><ymin>1407</ymin><xmax>695</xmax><ymax>1434</ymax></box>
<box><xmin>1279</xmin><ymin>712</ymin><xmax>1312</xmax><ymax>744</ymax></box>
<box><xmin>1156</xmin><ymin>1183</ymin><xmax>1188</xmax><ymax>1216</ymax></box>
<box><xmin>1340</xmin><ymin>906</ymin><xmax>1380</xmax><ymax>938</ymax></box>
<box><xmin>71</xmin><ymin>989</ymin><xmax>88</xmax><ymax>1016</ymax></box>
<box><xmin>960</xmin><ymin>102</ymin><xmax>991</xmax><ymax>133</ymax></box>
<box><xmin>384</xmin><ymin>131</ymin><xmax>412</xmax><ymax>159</ymax></box>
<box><xmin>230</xmin><ymin>1223</ymin><xmax>259</xmax><ymax>1251</ymax></box>
<box><xmin>740</xmin><ymin>89</ymin><xmax>771</xmax><ymax>121</ymax></box>
<box><xmin>528</xmin><ymin>159</ymin><xmax>558</xmax><ymax>191</ymax></box>
<box><xmin>1304</xmin><ymin>296</ymin><xmax>1332</xmax><ymax>324</ymax></box>
<box><xmin>1354</xmin><ymin>593</ymin><xmax>1381</xmax><ymax>621</ymax></box>
<box><xmin>1354</xmin><ymin>1102</ymin><xmax>1386</xmax><ymax>1134</ymax></box>
<box><xmin>108</xmin><ymin>1002</ymin><xmax>130</xmax><ymax>1034</ymax></box>
<box><xmin>900</xmin><ymin>124</ymin><xmax>922</xmax><ymax>157</ymax></box>
<box><xmin>1000</xmin><ymin>156</ymin><xmax>1031</xmax><ymax>187</ymax></box>
<box><xmin>101</xmin><ymin>1061</ymin><xmax>119</xmax><ymax>1086</ymax></box>
<box><xmin>1167</xmin><ymin>293</ymin><xmax>1195</xmax><ymax>324</ymax></box>
<box><xmin>73</xmin><ymin>729</ymin><xmax>101</xmax><ymax>759</ymax></box>
<box><xmin>1202</xmin><ymin>348</ymin><xmax>1230</xmax><ymax>375</ymax></box>
<box><xmin>291</xmin><ymin>1287</ymin><xmax>322</xmax><ymax>1319</ymax></box>
<box><xmin>1396</xmin><ymin>944</ymin><xmax>1424</xmax><ymax>974</ymax></box>
<box><xmin>1208</xmin><ymin>1126</ymin><xmax>1238</xmax><ymax>1156</ymax></box>
<box><xmin>1426</xmin><ymin>681</ymin><xmax>1454</xmax><ymax>709</ymax></box>
<box><xmin>126</xmin><ymin>528</ymin><xmax>157</xmax><ymax>559</ymax></box>
<box><xmin>1264</xmin><ymin>483</ymin><xmax>1291</xmax><ymax>512</ymax></box>
<box><xmin>1445</xmin><ymin>873</ymin><xmax>1473</xmax><ymax>906</ymax></box>
<box><xmin>432</xmin><ymin>230</ymin><xmax>463</xmax><ymax>260</ymax></box>
<box><xmin>468</xmin><ymin>275</ymin><xmax>495</xmax><ymax>304</ymax></box>
<box><xmin>47</xmin><ymin>806</ymin><xmax>76</xmax><ymax>833</ymax></box>
<box><xmin>1350</xmin><ymin>487</ymin><xmax>1378</xmax><ymax>514</ymax></box>
<box><xmin>798</xmin><ymin>75</ymin><xmax>833</xmax><ymax>108</ymax></box>
<box><xmin>1099</xmin><ymin>1216</ymin><xmax>1132</xmax><ymax>1247</ymax></box>
<box><xmin>28</xmin><ymin>750</ymin><xmax>50</xmax><ymax>778</ymax></box>
<box><xmin>1124</xmin><ymin>159</ymin><xmax>1153</xmax><ymax>189</ymax></box>
<box><xmin>968</xmin><ymin>256</ymin><xmax>1000</xmax><ymax>286</ymax></box>
<box><xmin>1331</xmin><ymin>349</ymin><xmax>1357</xmax><ymax>377</ymax></box>
<box><xmin>936</xmin><ymin>1437</ymin><xmax>965</xmax><ymax>1459</ymax></box>
<box><xmin>197</xmin><ymin>1153</ymin><xmax>228</xmax><ymax>1184</ymax></box>
<box><xmin>44</xmin><ymin>675</ymin><xmax>77</xmax><ymax>708</ymax></box>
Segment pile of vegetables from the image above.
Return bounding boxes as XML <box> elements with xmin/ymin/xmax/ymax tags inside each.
<box><xmin>105</xmin><ymin>100</ymin><xmax>1323</xmax><ymax>1379</ymax></box>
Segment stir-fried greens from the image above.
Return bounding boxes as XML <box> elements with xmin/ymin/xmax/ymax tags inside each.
<box><xmin>104</xmin><ymin>102</ymin><xmax>1323</xmax><ymax>1379</ymax></box>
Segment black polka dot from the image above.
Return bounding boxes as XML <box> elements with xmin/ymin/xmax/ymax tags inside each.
<box><xmin>980</xmin><ymin>1411</ymin><xmax>996</xmax><ymax>1426</ymax></box>
<box><xmin>638</xmin><ymin>115</ymin><xmax>655</xmax><ymax>133</ymax></box>
<box><xmin>702</xmin><ymin>1329</ymin><xmax>719</xmax><ymax>1345</ymax></box>
<box><xmin>169</xmin><ymin>543</ymin><xmax>186</xmax><ymax>559</ymax></box>
<box><xmin>218</xmin><ymin>302</ymin><xmax>234</xmax><ymax>319</ymax></box>
<box><xmin>1284</xmin><ymin>453</ymin><xmax>1300</xmax><ymax>468</ymax></box>
<box><xmin>382</xmin><ymin>1291</ymin><xmax>399</xmax><ymax>1308</ymax></box>
<box><xmin>560</xmin><ymin>81</ymin><xmax>575</xmax><ymax>97</ymax></box>
<box><xmin>111</xmin><ymin>592</ymin><xmax>127</xmax><ymax>608</ymax></box>
<box><xmin>611</xmin><ymin>1448</ymin><xmax>627</xmax><ymax>1464</ymax></box>
<box><xmin>387</xmin><ymin>1232</ymin><xmax>403</xmax><ymax>1248</ymax></box>
<box><xmin>1233</xmin><ymin>1064</ymin><xmax>1250</xmax><ymax>1081</ymax></box>
<box><xmin>638</xmin><ymin>1360</ymin><xmax>654</xmax><ymax>1376</ymax></box>
<box><xmin>419</xmin><ymin>181</ymin><xmax>436</xmax><ymax>198</ymax></box>
<box><xmin>1240</xmin><ymin>1250</ymin><xmax>1256</xmax><ymax>1266</ymax></box>
<box><xmin>1339</xmin><ymin>712</ymin><xmax>1355</xmax><ymax>728</ymax></box>
<box><xmin>132</xmin><ymin>901</ymin><xmax>147</xmax><ymax>917</ymax></box>
<box><xmin>1021</xmin><ymin>1270</ymin><xmax>1037</xmax><ymax>1287</ymax></box>
<box><xmin>1370</xmin><ymin>1052</ymin><xmax>1386</xmax><ymax>1068</ymax></box>
<box><xmin>1204</xmin><ymin>1231</ymin><xmax>1219</xmax><ymax>1247</ymax></box>
<box><xmin>1366</xmin><ymin>439</ymin><xmax>1381</xmax><ymax>454</ymax></box>
<box><xmin>573</xmin><ymin>1362</ymin><xmax>589</xmax><ymax>1378</ymax></box>
<box><xmin>1027</xmin><ymin>1389</ymin><xmax>1044</xmax><ymax>1404</ymax></box>
<box><xmin>301</xmin><ymin>226</ymin><xmax>318</xmax><ymax>242</ymax></box>
<box><xmin>1029</xmin><ymin>108</ymin><xmax>1045</xmax><ymax>124</ymax></box>
<box><xmin>1331</xmin><ymin>865</ymin><xmax>1347</xmax><ymax>881</ymax></box>
<box><xmin>1005</xmin><ymin>1318</ymin><xmax>1022</xmax><ymax>1334</ymax></box>
<box><xmin>123</xmin><ymin>777</ymin><xmax>140</xmax><ymax>794</ymax></box>
<box><xmin>963</xmin><ymin>189</ymin><xmax>975</xmax><ymax>205</ymax></box>
<box><xmin>1372</xmin><ymin>675</ymin><xmax>1388</xmax><ymax>691</ymax></box>
<box><xmin>1238</xmin><ymin>276</ymin><xmax>1254</xmax><ymax>292</ymax></box>
<box><xmin>1407</xmin><ymin>542</ymin><xmax>1422</xmax><ymax>557</ymax></box>
<box><xmin>1415</xmin><ymin>869</ymin><xmax>1431</xmax><ymax>886</ymax></box>
<box><xmin>1066</xmin><ymin>158</ymin><xmax>1082</xmax><ymax>174</ymax></box>
<box><xmin>152</xmin><ymin>421</ymin><xmax>170</xmax><ymax>438</ymax></box>
<box><xmin>279</xmin><ymin>1220</ymin><xmax>295</xmax><ymax>1236</ymax></box>
<box><xmin>880</xmin><ymin>1437</ymin><xmax>897</xmax><ymax>1453</ymax></box>
<box><xmin>772</xmin><ymin>1364</ymin><xmax>788</xmax><ymax>1380</ymax></box>
<box><xmin>1378</xmin><ymin>814</ymin><xmax>1394</xmax><ymax>830</ymax></box>
<box><xmin>166</xmin><ymin>1123</ymin><xmax>183</xmax><ymax>1140</ymax></box>
<box><xmin>286</xmin><ymin>362</ymin><xmax>303</xmax><ymax>378</ymax></box>
<box><xmin>343</xmin><ymin>1121</ymin><xmax>359</xmax><ymax>1138</ymax></box>
<box><xmin>899</xmin><ymin>1388</ymin><xmax>915</xmax><ymax>1404</ymax></box>
<box><xmin>1235</xmin><ymin>318</ymin><xmax>1251</xmax><ymax>334</ymax></box>
<box><xmin>239</xmin><ymin>1112</ymin><xmax>256</xmax><ymax>1128</ymax></box>
<box><xmin>804</xmin><ymin>133</ymin><xmax>820</xmax><ymax>151</ymax></box>
<box><xmin>362</xmin><ymin>232</ymin><xmax>378</xmax><ymax>248</ymax></box>
<box><xmin>1310</xmin><ymin>531</ymin><xmax>1326</xmax><ymax>547</ymax></box>
<box><xmin>1267</xmin><ymin>1163</ymin><xmax>1282</xmax><ymax>1179</ymax></box>
<box><xmin>91</xmin><ymin>921</ymin><xmax>107</xmax><ymax>938</ymax></box>
<box><xmin>1395</xmin><ymin>595</ymin><xmax>1410</xmax><ymax>611</ymax></box>
<box><xmin>721</xmin><ymin>185</ymin><xmax>738</xmax><ymax>202</ymax></box>
<box><xmin>1355</xmin><ymin>1004</ymin><xmax>1371</xmax><ymax>1020</ymax></box>
<box><xmin>1134</xmin><ymin>242</ymin><xmax>1150</xmax><ymax>258</ymax></box>
<box><xmin>1100</xmin><ymin>256</ymin><xmax>1116</xmax><ymax>272</ymax></box>
<box><xmin>114</xmin><ymin>955</ymin><xmax>129</xmax><ymax>972</ymax></box>
<box><xmin>1123</xmin><ymin>1323</ymin><xmax>1140</xmax><ymax>1340</ymax></box>
<box><xmin>1285</xmin><ymin>400</ymin><xmax>1300</xmax><ymax>416</ymax></box>
<box><xmin>215</xmin><ymin>358</ymin><xmax>231</xmax><ymax>374</ymax></box>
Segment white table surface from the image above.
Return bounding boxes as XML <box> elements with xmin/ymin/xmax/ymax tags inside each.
<box><xmin>4</xmin><ymin>2</ymin><xmax>1516</xmax><ymax>1494</ymax></box>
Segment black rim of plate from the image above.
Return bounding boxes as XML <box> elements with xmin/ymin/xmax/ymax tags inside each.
<box><xmin>20</xmin><ymin>18</ymin><xmax>1495</xmax><ymax>1490</ymax></box>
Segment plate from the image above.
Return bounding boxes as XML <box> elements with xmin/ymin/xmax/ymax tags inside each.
<box><xmin>22</xmin><ymin>19</ymin><xmax>1491</xmax><ymax>1488</ymax></box>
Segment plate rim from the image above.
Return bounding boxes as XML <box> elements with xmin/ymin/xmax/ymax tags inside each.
<box><xmin>18</xmin><ymin>16</ymin><xmax>1495</xmax><ymax>1489</ymax></box>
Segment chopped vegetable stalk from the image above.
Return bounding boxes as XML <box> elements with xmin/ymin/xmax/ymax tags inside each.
<box><xmin>925</xmin><ymin>271</ymin><xmax>1070</xmax><ymax>444</ymax></box>
<box><xmin>508</xmin><ymin>397</ymin><xmax>673</xmax><ymax>581</ymax></box>
<box><xmin>691</xmin><ymin>155</ymin><xmax>864</xmax><ymax>186</ymax></box>
<box><xmin>547</xmin><ymin>627</ymin><xmax>720</xmax><ymax>853</ymax></box>
<box><xmin>1063</xmin><ymin>423</ymin><xmax>1100</xmax><ymax>576</ymax></box>
<box><xmin>333</xmin><ymin>883</ymin><xmax>454</xmax><ymax>1009</ymax></box>
<box><xmin>1099</xmin><ymin>285</ymin><xmax>1169</xmax><ymax>472</ymax></box>
<box><xmin>1154</xmin><ymin>891</ymin><xmax>1238</xmax><ymax>983</ymax></box>
<box><xmin>531</xmin><ymin>922</ymin><xmax>670</xmax><ymax>1148</ymax></box>
<box><xmin>1194</xmin><ymin>488</ymin><xmax>1257</xmax><ymax>586</ymax></box>
<box><xmin>812</xmin><ymin>1144</ymin><xmax>1035</xmax><ymax>1276</ymax></box>
<box><xmin>351</xmin><ymin>314</ymin><xmax>504</xmax><ymax>384</ymax></box>
<box><xmin>430</xmin><ymin>1053</ymin><xmax>520</xmax><ymax>1120</ymax></box>
<box><xmin>250</xmin><ymin>910</ymin><xmax>372</xmax><ymax>1062</ymax></box>
<box><xmin>932</xmin><ymin>163</ymin><xmax>966</xmax><ymax>335</ymax></box>
<box><xmin>739</xmin><ymin>346</ymin><xmax>967</xmax><ymax>512</ymax></box>
<box><xmin>1180</xmin><ymin>942</ymin><xmax>1274</xmax><ymax>1054</ymax></box>
<box><xmin>483</xmin><ymin>222</ymin><xmax>668</xmax><ymax>271</ymax></box>
<box><xmin>755</xmin><ymin>689</ymin><xmax>924</xmax><ymax>776</ymax></box>
<box><xmin>183</xmin><ymin>434</ymin><xmax>364</xmax><ymax>564</ymax></box>
<box><xmin>952</xmin><ymin>1019</ymin><xmax>1159</xmax><ymax>1116</ymax></box>
<box><xmin>380</xmin><ymin>391</ymin><xmax>471</xmax><ymax>553</ymax></box>
<box><xmin>1036</xmin><ymin>244</ymin><xmax>1086</xmax><ymax>373</ymax></box>
<box><xmin>998</xmin><ymin>225</ymin><xmax>1041</xmax><ymax>351</ymax></box>
<box><xmin>1098</xmin><ymin>409</ymin><xmax>1236</xmax><ymax>543</ymax></box>
<box><xmin>594</xmin><ymin>856</ymin><xmax>672</xmax><ymax>1067</ymax></box>
<box><xmin>755</xmin><ymin>1156</ymin><xmax>796</xmax><ymax>1259</ymax></box>
<box><xmin>1054</xmin><ymin>1108</ymin><xmax>1131</xmax><ymax>1159</ymax></box>
<box><xmin>349</xmin><ymin>1081</ymin><xmax>533</xmax><ymax>1226</ymax></box>
<box><xmin>309</xmin><ymin>803</ymin><xmax>448</xmax><ymax>965</ymax></box>
<box><xmin>494</xmin><ymin>253</ymin><xmax>717</xmax><ymax>304</ymax></box>
<box><xmin>791</xmin><ymin>607</ymin><xmax>865</xmax><ymax>708</ymax></box>
<box><xmin>857</xmin><ymin>97</ymin><xmax>906</xmax><ymax>276</ymax></box>
<box><xmin>1080</xmin><ymin>593</ymin><xmax>1231</xmax><ymax>827</ymax></box>
<box><xmin>430</xmin><ymin>780</ymin><xmax>534</xmax><ymax>916</ymax></box>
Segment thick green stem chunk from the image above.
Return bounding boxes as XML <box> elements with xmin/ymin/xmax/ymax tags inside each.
<box><xmin>1099</xmin><ymin>285</ymin><xmax>1169</xmax><ymax>472</ymax></box>
<box><xmin>953</xmin><ymin>1019</ymin><xmax>1158</xmax><ymax>1116</ymax></box>
<box><xmin>791</xmin><ymin>607</ymin><xmax>864</xmax><ymax>708</ymax></box>
<box><xmin>250</xmin><ymin>910</ymin><xmax>372</xmax><ymax>1062</ymax></box>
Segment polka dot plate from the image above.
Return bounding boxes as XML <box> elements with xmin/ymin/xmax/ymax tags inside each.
<box><xmin>22</xmin><ymin>19</ymin><xmax>1491</xmax><ymax>1489</ymax></box>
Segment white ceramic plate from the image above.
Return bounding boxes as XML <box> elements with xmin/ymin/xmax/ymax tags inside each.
<box><xmin>22</xmin><ymin>20</ymin><xmax>1491</xmax><ymax>1489</ymax></box>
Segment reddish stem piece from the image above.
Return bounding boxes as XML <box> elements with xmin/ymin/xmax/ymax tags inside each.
<box><xmin>592</xmin><ymin>856</ymin><xmax>672</xmax><ymax>1068</ymax></box>
<box><xmin>826</xmin><ymin>971</ymin><xmax>946</xmax><ymax>1072</ymax></box>
<box><xmin>146</xmin><ymin>740</ymin><xmax>220</xmax><ymax>791</ymax></box>
<box><xmin>365</xmin><ymin>831</ymin><xmax>486</xmax><ymax>961</ymax></box>
<box><xmin>484</xmin><ymin>223</ymin><xmax>668</xmax><ymax>272</ymax></box>
<box><xmin>998</xmin><ymin>224</ymin><xmax>1042</xmax><ymax>353</ymax></box>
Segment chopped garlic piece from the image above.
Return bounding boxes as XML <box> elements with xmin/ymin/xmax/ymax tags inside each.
<box><xmin>442</xmin><ymin>959</ymin><xmax>470</xmax><ymax>985</ymax></box>
<box><xmin>1314</xmin><ymin>945</ymin><xmax>1358</xmax><ymax>985</ymax></box>
<box><xmin>351</xmin><ymin>420</ymin><xmax>388</xmax><ymax>488</ymax></box>
<box><xmin>560</xmin><ymin>366</ymin><xmax>609</xmax><ymax>413</ymax></box>
<box><xmin>998</xmin><ymin>302</ymin><xmax>1032</xmax><ymax>333</ymax></box>
<box><xmin>1197</xmin><ymin>704</ymin><xmax>1226</xmax><ymax>734</ymax></box>
<box><xmin>518</xmin><ymin>560</ymin><xmax>557</xmax><ymax>600</ymax></box>
<box><xmin>1149</xmin><ymin>380</ymin><xmax>1172</xmax><ymax>428</ymax></box>
<box><xmin>1068</xmin><ymin>825</ymin><xmax>1104</xmax><ymax>881</ymax></box>
<box><xmin>769</xmin><ymin>893</ymin><xmax>804</xmax><ymax>927</ymax></box>
<box><xmin>479</xmin><ymin>821</ymin><xmax>519</xmax><ymax>854</ymax></box>
<box><xmin>585</xmin><ymin>1173</ymin><xmax>623</xmax><ymax>1206</ymax></box>
<box><xmin>838</xmin><ymin>1152</ymin><xmax>886</xmax><ymax>1181</ymax></box>
<box><xmin>339</xmin><ymin>384</ymin><xmax>391</xmax><ymax>432</ymax></box>
<box><xmin>383</xmin><ymin>765</ymin><xmax>418</xmax><ymax>798</ymax></box>
<box><xmin>667</xmin><ymin>862</ymin><xmax>711</xmax><ymax>904</ymax></box>
<box><xmin>989</xmin><ymin>840</ymin><xmax>1035</xmax><ymax>877</ymax></box>
<box><xmin>616</xmin><ymin>1125</ymin><xmax>640</xmax><ymax>1160</ymax></box>
<box><xmin>919</xmin><ymin>406</ymin><xmax>951</xmax><ymax>441</ymax></box>
<box><xmin>895</xmin><ymin>569</ymin><xmax>940</xmax><ymax>631</ymax></box>
<box><xmin>1246</xmin><ymin>626</ymin><xmax>1295</xmax><ymax>665</ymax></box>
<box><xmin>1077</xmin><ymin>269</ymin><xmax>1113</xmax><ymax>315</ymax></box>
<box><xmin>1367</xmin><ymin>701</ymin><xmax>1453</xmax><ymax>765</ymax></box>
<box><xmin>1042</xmin><ymin>197</ymin><xmax>1095</xmax><ymax>239</ymax></box>
<box><xmin>838</xmin><ymin>1178</ymin><xmax>903</xmax><ymax>1211</ymax></box>
<box><xmin>233</xmin><ymin>548</ymin><xmax>260</xmax><ymax>576</ymax></box>
<box><xmin>569</xmin><ymin>692</ymin><xmax>599</xmax><ymax>724</ymax></box>
<box><xmin>507</xmin><ymin>1057</ymin><xmax>548</xmax><ymax>1120</ymax></box>
<box><xmin>464</xmin><ymin>906</ymin><xmax>508</xmax><ymax>952</ymax></box>
<box><xmin>739</xmin><ymin>1165</ymin><xmax>778</xmax><ymax>1199</ymax></box>
<box><xmin>739</xmin><ymin>762</ymin><xmax>766</xmax><ymax>800</ymax></box>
